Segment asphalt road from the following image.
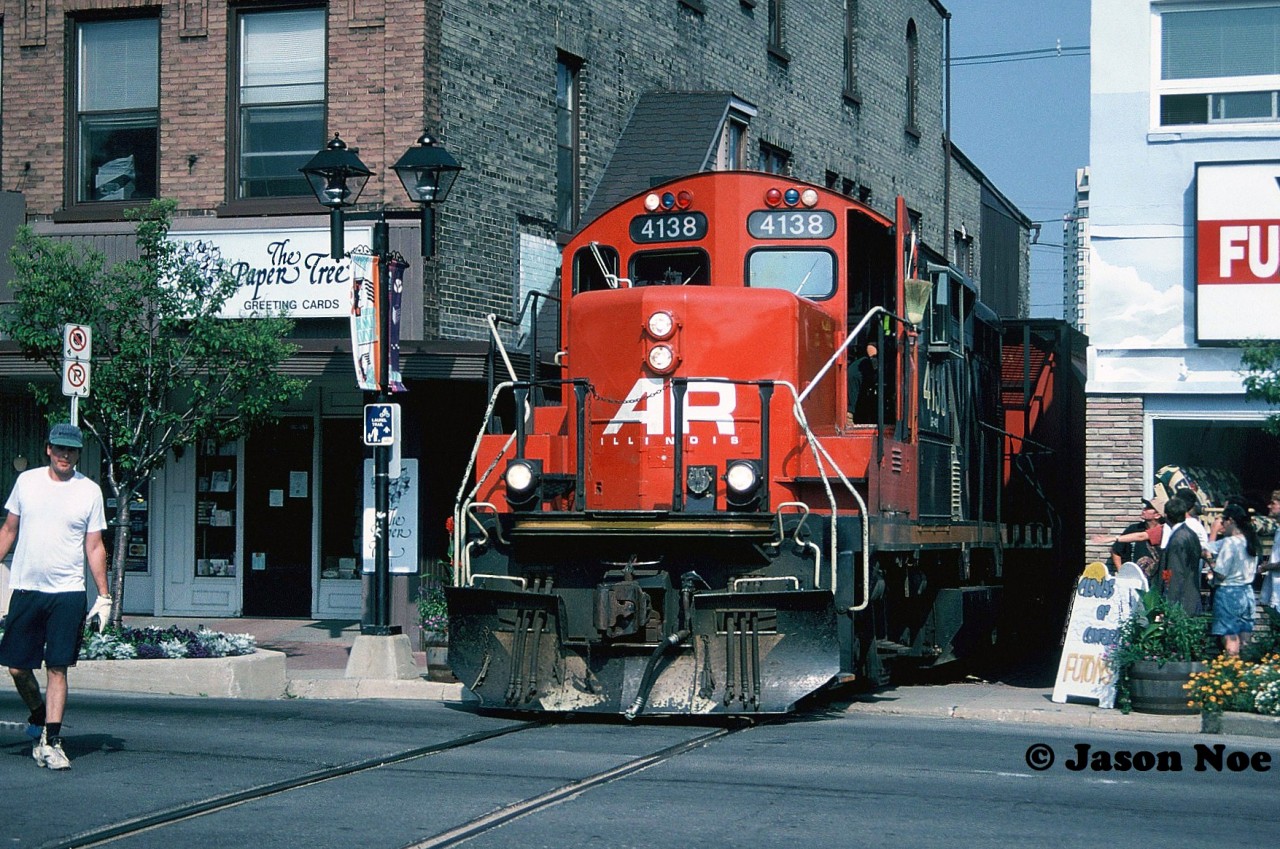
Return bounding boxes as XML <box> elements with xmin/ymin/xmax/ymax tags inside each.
<box><xmin>3</xmin><ymin>691</ymin><xmax>1275</xmax><ymax>849</ymax></box>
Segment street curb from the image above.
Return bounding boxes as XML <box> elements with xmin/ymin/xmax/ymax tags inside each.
<box><xmin>845</xmin><ymin>698</ymin><xmax>1280</xmax><ymax>738</ymax></box>
<box><xmin>285</xmin><ymin>677</ymin><xmax>470</xmax><ymax>701</ymax></box>
<box><xmin>52</xmin><ymin>650</ymin><xmax>288</xmax><ymax>699</ymax></box>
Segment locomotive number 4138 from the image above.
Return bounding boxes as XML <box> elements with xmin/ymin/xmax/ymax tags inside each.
<box><xmin>629</xmin><ymin>212</ymin><xmax>709</xmax><ymax>243</ymax></box>
<box><xmin>747</xmin><ymin>210</ymin><xmax>836</xmax><ymax>239</ymax></box>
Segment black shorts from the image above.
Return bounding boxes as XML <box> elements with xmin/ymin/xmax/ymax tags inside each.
<box><xmin>0</xmin><ymin>589</ymin><xmax>86</xmax><ymax>669</ymax></box>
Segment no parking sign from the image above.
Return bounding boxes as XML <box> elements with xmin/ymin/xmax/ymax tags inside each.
<box><xmin>62</xmin><ymin>323</ymin><xmax>92</xmax><ymax>397</ymax></box>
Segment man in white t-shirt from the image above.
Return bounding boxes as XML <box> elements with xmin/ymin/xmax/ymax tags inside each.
<box><xmin>0</xmin><ymin>423</ymin><xmax>108</xmax><ymax>770</ymax></box>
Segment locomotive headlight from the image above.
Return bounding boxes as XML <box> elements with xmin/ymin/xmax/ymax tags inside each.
<box><xmin>725</xmin><ymin>461</ymin><xmax>759</xmax><ymax>494</ymax></box>
<box><xmin>724</xmin><ymin>460</ymin><xmax>764</xmax><ymax>510</ymax></box>
<box><xmin>646</xmin><ymin>310</ymin><xmax>675</xmax><ymax>339</ymax></box>
<box><xmin>647</xmin><ymin>344</ymin><xmax>676</xmax><ymax>373</ymax></box>
<box><xmin>504</xmin><ymin>459</ymin><xmax>543</xmax><ymax>510</ymax></box>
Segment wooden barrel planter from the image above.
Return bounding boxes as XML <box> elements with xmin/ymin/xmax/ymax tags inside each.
<box><xmin>421</xmin><ymin>630</ymin><xmax>455</xmax><ymax>681</ymax></box>
<box><xmin>1128</xmin><ymin>660</ymin><xmax>1205</xmax><ymax>715</ymax></box>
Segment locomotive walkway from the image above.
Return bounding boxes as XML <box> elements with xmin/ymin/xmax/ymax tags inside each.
<box><xmin>77</xmin><ymin>616</ymin><xmax>1280</xmax><ymax>740</ymax></box>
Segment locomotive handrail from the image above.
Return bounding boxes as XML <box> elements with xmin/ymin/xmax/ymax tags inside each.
<box><xmin>772</xmin><ymin>502</ymin><xmax>824</xmax><ymax>591</ymax></box>
<box><xmin>779</xmin><ymin>380</ymin><xmax>873</xmax><ymax>612</ymax></box>
<box><xmin>458</xmin><ymin>502</ymin><xmax>508</xmax><ymax>587</ymax></box>
<box><xmin>470</xmin><ymin>573</ymin><xmax>527</xmax><ymax>590</ymax></box>
<box><xmin>797</xmin><ymin>305</ymin><xmax>913</xmax><ymax>405</ymax></box>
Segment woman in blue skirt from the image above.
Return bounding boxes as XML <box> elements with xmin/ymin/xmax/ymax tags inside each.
<box><xmin>1207</xmin><ymin>503</ymin><xmax>1259</xmax><ymax>657</ymax></box>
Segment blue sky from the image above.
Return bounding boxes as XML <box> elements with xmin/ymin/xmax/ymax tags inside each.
<box><xmin>947</xmin><ymin>0</ymin><xmax>1091</xmax><ymax>318</ymax></box>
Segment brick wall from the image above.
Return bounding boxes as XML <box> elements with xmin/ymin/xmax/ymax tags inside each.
<box><xmin>2</xmin><ymin>0</ymin><xmax>996</xmax><ymax>346</ymax></box>
<box><xmin>1085</xmin><ymin>395</ymin><xmax>1146</xmax><ymax>564</ymax></box>
<box><xmin>435</xmin><ymin>0</ymin><xmax>959</xmax><ymax>339</ymax></box>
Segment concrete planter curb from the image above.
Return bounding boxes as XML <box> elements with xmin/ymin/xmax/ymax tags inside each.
<box><xmin>41</xmin><ymin>649</ymin><xmax>288</xmax><ymax>699</ymax></box>
<box><xmin>1201</xmin><ymin>711</ymin><xmax>1280</xmax><ymax>738</ymax></box>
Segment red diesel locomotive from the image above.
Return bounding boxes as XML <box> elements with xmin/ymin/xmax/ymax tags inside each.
<box><xmin>449</xmin><ymin>171</ymin><xmax>1021</xmax><ymax>715</ymax></box>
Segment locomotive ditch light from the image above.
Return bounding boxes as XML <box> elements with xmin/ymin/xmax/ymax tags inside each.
<box><xmin>646</xmin><ymin>310</ymin><xmax>676</xmax><ymax>340</ymax></box>
<box><xmin>724</xmin><ymin>460</ymin><xmax>764</xmax><ymax>510</ymax></box>
<box><xmin>647</xmin><ymin>344</ymin><xmax>677</xmax><ymax>373</ymax></box>
<box><xmin>504</xmin><ymin>458</ymin><xmax>543</xmax><ymax>510</ymax></box>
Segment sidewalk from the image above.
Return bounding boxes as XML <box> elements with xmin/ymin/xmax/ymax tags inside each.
<box><xmin>125</xmin><ymin>616</ymin><xmax>469</xmax><ymax>702</ymax></box>
<box><xmin>103</xmin><ymin>617</ymin><xmax>1280</xmax><ymax>738</ymax></box>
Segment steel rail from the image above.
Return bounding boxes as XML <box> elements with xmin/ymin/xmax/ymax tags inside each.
<box><xmin>41</xmin><ymin>722</ymin><xmax>542</xmax><ymax>849</ymax></box>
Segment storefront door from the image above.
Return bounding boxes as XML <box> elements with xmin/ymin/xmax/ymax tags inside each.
<box><xmin>242</xmin><ymin>418</ymin><xmax>314</xmax><ymax>616</ymax></box>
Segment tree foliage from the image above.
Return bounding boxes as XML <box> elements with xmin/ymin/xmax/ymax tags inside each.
<box><xmin>1</xmin><ymin>200</ymin><xmax>306</xmax><ymax>624</ymax></box>
<box><xmin>1241</xmin><ymin>341</ymin><xmax>1280</xmax><ymax>435</ymax></box>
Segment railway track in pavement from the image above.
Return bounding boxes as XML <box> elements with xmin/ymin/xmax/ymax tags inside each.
<box><xmin>41</xmin><ymin>718</ymin><xmax>755</xmax><ymax>849</ymax></box>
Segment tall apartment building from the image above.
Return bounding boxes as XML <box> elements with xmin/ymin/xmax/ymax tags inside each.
<box><xmin>0</xmin><ymin>1</ymin><xmax>1031</xmax><ymax>623</ymax></box>
<box><xmin>1084</xmin><ymin>1</ymin><xmax>1280</xmax><ymax>560</ymax></box>
<box><xmin>1063</xmin><ymin>166</ymin><xmax>1090</xmax><ymax>334</ymax></box>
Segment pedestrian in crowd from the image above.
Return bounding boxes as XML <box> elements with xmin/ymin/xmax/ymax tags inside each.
<box><xmin>0</xmin><ymin>423</ymin><xmax>110</xmax><ymax>770</ymax></box>
<box><xmin>1112</xmin><ymin>498</ymin><xmax>1161</xmax><ymax>576</ymax></box>
<box><xmin>1161</xmin><ymin>495</ymin><xmax>1204</xmax><ymax>614</ymax></box>
<box><xmin>1167</xmin><ymin>487</ymin><xmax>1210</xmax><ymax>550</ymax></box>
<box><xmin>1206</xmin><ymin>502</ymin><xmax>1259</xmax><ymax>657</ymax></box>
<box><xmin>1258</xmin><ymin>489</ymin><xmax>1280</xmax><ymax>615</ymax></box>
<box><xmin>1092</xmin><ymin>498</ymin><xmax>1165</xmax><ymax>576</ymax></box>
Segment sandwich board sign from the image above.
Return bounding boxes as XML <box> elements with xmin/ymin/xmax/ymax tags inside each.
<box><xmin>1052</xmin><ymin>561</ymin><xmax>1147</xmax><ymax>709</ymax></box>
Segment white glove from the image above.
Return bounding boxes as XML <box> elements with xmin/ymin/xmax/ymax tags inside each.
<box><xmin>87</xmin><ymin>595</ymin><xmax>112</xmax><ymax>632</ymax></box>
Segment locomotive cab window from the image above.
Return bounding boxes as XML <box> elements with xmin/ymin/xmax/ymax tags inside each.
<box><xmin>630</xmin><ymin>249</ymin><xmax>708</xmax><ymax>286</ymax></box>
<box><xmin>746</xmin><ymin>249</ymin><xmax>835</xmax><ymax>299</ymax></box>
<box><xmin>573</xmin><ymin>244</ymin><xmax>621</xmax><ymax>293</ymax></box>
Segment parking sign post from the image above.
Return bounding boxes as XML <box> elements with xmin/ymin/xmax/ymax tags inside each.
<box><xmin>62</xmin><ymin>324</ymin><xmax>92</xmax><ymax>424</ymax></box>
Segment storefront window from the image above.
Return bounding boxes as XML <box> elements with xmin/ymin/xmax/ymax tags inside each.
<box><xmin>103</xmin><ymin>491</ymin><xmax>150</xmax><ymax>573</ymax></box>
<box><xmin>320</xmin><ymin>419</ymin><xmax>362</xmax><ymax>579</ymax></box>
<box><xmin>195</xmin><ymin>439</ymin><xmax>238</xmax><ymax>578</ymax></box>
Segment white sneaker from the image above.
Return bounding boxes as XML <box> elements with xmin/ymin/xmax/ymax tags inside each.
<box><xmin>33</xmin><ymin>729</ymin><xmax>71</xmax><ymax>770</ymax></box>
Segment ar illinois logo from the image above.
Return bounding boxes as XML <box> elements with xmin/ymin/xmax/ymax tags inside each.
<box><xmin>601</xmin><ymin>378</ymin><xmax>741</xmax><ymax>446</ymax></box>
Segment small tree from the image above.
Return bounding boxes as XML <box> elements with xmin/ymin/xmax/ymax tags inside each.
<box><xmin>1242</xmin><ymin>341</ymin><xmax>1280</xmax><ymax>434</ymax></box>
<box><xmin>1</xmin><ymin>200</ymin><xmax>306</xmax><ymax>626</ymax></box>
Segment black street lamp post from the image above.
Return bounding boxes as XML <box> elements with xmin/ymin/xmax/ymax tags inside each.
<box><xmin>301</xmin><ymin>132</ymin><xmax>460</xmax><ymax>639</ymax></box>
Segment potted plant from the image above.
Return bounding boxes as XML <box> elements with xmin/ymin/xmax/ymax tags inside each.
<box><xmin>1108</xmin><ymin>588</ymin><xmax>1214</xmax><ymax>714</ymax></box>
<box><xmin>416</xmin><ymin>559</ymin><xmax>453</xmax><ymax>679</ymax></box>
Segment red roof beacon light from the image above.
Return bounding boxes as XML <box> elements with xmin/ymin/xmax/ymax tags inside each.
<box><xmin>765</xmin><ymin>187</ymin><xmax>784</xmax><ymax>207</ymax></box>
<box><xmin>676</xmin><ymin>190</ymin><xmax>694</xmax><ymax>209</ymax></box>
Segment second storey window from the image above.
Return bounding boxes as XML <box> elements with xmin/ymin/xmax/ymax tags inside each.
<box><xmin>1157</xmin><ymin>4</ymin><xmax>1280</xmax><ymax>127</ymax></box>
<box><xmin>556</xmin><ymin>55</ymin><xmax>581</xmax><ymax>232</ymax></box>
<box><xmin>235</xmin><ymin>8</ymin><xmax>325</xmax><ymax>199</ymax></box>
<box><xmin>74</xmin><ymin>18</ymin><xmax>159</xmax><ymax>203</ymax></box>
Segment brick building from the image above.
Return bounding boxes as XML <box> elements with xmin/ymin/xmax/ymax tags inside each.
<box><xmin>0</xmin><ymin>0</ymin><xmax>1031</xmax><ymax>624</ymax></box>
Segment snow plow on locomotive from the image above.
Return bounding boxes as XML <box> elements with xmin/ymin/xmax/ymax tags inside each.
<box><xmin>448</xmin><ymin>171</ymin><xmax>1059</xmax><ymax>716</ymax></box>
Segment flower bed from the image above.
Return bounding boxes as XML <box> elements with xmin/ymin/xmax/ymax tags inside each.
<box><xmin>1185</xmin><ymin>653</ymin><xmax>1280</xmax><ymax>716</ymax></box>
<box><xmin>0</xmin><ymin>623</ymin><xmax>256</xmax><ymax>661</ymax></box>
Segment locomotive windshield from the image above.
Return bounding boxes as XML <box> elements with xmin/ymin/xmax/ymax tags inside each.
<box><xmin>746</xmin><ymin>248</ymin><xmax>835</xmax><ymax>299</ymax></box>
<box><xmin>630</xmin><ymin>249</ymin><xmax>708</xmax><ymax>286</ymax></box>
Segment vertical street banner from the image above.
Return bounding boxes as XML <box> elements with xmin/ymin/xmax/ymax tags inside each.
<box><xmin>362</xmin><ymin>458</ymin><xmax>418</xmax><ymax>574</ymax></box>
<box><xmin>349</xmin><ymin>252</ymin><xmax>381</xmax><ymax>391</ymax></box>
<box><xmin>386</xmin><ymin>257</ymin><xmax>407</xmax><ymax>393</ymax></box>
<box><xmin>1052</xmin><ymin>561</ymin><xmax>1147</xmax><ymax>709</ymax></box>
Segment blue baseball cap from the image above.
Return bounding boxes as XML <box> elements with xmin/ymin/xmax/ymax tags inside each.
<box><xmin>48</xmin><ymin>423</ymin><xmax>84</xmax><ymax>449</ymax></box>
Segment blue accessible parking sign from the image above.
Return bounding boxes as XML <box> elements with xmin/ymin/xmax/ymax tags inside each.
<box><xmin>364</xmin><ymin>403</ymin><xmax>398</xmax><ymax>446</ymax></box>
